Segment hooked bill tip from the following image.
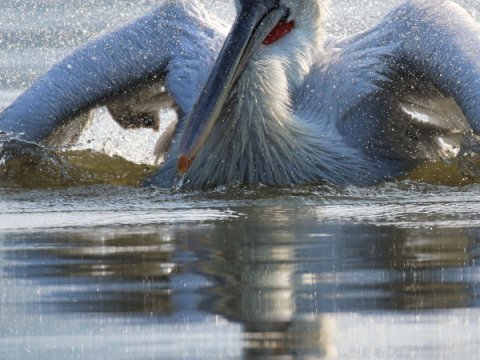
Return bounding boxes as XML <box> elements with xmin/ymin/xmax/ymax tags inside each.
<box><xmin>177</xmin><ymin>155</ymin><xmax>193</xmax><ymax>174</ymax></box>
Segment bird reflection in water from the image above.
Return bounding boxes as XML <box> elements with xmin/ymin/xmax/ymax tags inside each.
<box><xmin>5</xmin><ymin>230</ymin><xmax>179</xmax><ymax>314</ymax></box>
<box><xmin>3</xmin><ymin>209</ymin><xmax>480</xmax><ymax>358</ymax></box>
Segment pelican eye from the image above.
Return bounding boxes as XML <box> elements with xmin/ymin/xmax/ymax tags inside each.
<box><xmin>280</xmin><ymin>9</ymin><xmax>291</xmax><ymax>22</ymax></box>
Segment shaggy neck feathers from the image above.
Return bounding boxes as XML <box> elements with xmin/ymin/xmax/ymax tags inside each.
<box><xmin>184</xmin><ymin>55</ymin><xmax>321</xmax><ymax>187</ymax></box>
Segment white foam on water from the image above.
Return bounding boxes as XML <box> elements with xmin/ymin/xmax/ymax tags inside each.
<box><xmin>0</xmin><ymin>207</ymin><xmax>241</xmax><ymax>232</ymax></box>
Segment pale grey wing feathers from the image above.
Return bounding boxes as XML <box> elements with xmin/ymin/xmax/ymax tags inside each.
<box><xmin>380</xmin><ymin>0</ymin><xmax>480</xmax><ymax>160</ymax></box>
<box><xmin>391</xmin><ymin>73</ymin><xmax>468</xmax><ymax>160</ymax></box>
<box><xmin>399</xmin><ymin>93</ymin><xmax>466</xmax><ymax>136</ymax></box>
<box><xmin>299</xmin><ymin>0</ymin><xmax>480</xmax><ymax>164</ymax></box>
<box><xmin>45</xmin><ymin>110</ymin><xmax>94</xmax><ymax>148</ymax></box>
<box><xmin>106</xmin><ymin>79</ymin><xmax>181</xmax><ymax>164</ymax></box>
<box><xmin>0</xmin><ymin>2</ymin><xmax>223</xmax><ymax>146</ymax></box>
<box><xmin>46</xmin><ymin>81</ymin><xmax>178</xmax><ymax>148</ymax></box>
<box><xmin>393</xmin><ymin>86</ymin><xmax>467</xmax><ymax>160</ymax></box>
<box><xmin>153</xmin><ymin>119</ymin><xmax>178</xmax><ymax>164</ymax></box>
<box><xmin>385</xmin><ymin>0</ymin><xmax>480</xmax><ymax>134</ymax></box>
<box><xmin>106</xmin><ymin>80</ymin><xmax>177</xmax><ymax>131</ymax></box>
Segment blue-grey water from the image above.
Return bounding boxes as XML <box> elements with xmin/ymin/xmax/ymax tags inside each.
<box><xmin>1</xmin><ymin>1</ymin><xmax>480</xmax><ymax>359</ymax></box>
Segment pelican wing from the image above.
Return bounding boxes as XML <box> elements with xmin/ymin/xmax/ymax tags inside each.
<box><xmin>300</xmin><ymin>0</ymin><xmax>480</xmax><ymax>165</ymax></box>
<box><xmin>0</xmin><ymin>2</ymin><xmax>224</xmax><ymax>144</ymax></box>
<box><xmin>390</xmin><ymin>0</ymin><xmax>480</xmax><ymax>134</ymax></box>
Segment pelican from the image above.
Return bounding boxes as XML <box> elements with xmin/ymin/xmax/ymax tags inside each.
<box><xmin>1</xmin><ymin>0</ymin><xmax>480</xmax><ymax>188</ymax></box>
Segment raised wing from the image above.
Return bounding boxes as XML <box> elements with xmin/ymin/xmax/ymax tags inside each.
<box><xmin>390</xmin><ymin>0</ymin><xmax>480</xmax><ymax>132</ymax></box>
<box><xmin>296</xmin><ymin>0</ymin><xmax>480</xmax><ymax>166</ymax></box>
<box><xmin>0</xmin><ymin>2</ymin><xmax>225</xmax><ymax>144</ymax></box>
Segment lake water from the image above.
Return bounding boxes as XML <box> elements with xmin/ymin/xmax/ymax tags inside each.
<box><xmin>1</xmin><ymin>1</ymin><xmax>480</xmax><ymax>359</ymax></box>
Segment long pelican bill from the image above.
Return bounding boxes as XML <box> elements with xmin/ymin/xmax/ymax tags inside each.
<box><xmin>177</xmin><ymin>1</ymin><xmax>289</xmax><ymax>173</ymax></box>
